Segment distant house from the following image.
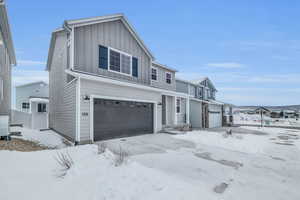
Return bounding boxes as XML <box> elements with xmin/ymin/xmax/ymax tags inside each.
<box><xmin>0</xmin><ymin>0</ymin><xmax>16</xmax><ymax>138</ymax></box>
<box><xmin>13</xmin><ymin>81</ymin><xmax>49</xmax><ymax>130</ymax></box>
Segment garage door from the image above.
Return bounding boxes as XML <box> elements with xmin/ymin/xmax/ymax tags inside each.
<box><xmin>209</xmin><ymin>105</ymin><xmax>222</xmax><ymax>128</ymax></box>
<box><xmin>93</xmin><ymin>98</ymin><xmax>153</xmax><ymax>141</ymax></box>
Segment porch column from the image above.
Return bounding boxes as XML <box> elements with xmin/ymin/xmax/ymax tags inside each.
<box><xmin>186</xmin><ymin>97</ymin><xmax>190</xmax><ymax>124</ymax></box>
<box><xmin>174</xmin><ymin>96</ymin><xmax>177</xmax><ymax>125</ymax></box>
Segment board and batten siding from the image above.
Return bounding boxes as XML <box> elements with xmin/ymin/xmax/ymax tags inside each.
<box><xmin>74</xmin><ymin>20</ymin><xmax>151</xmax><ymax>86</ymax></box>
<box><xmin>0</xmin><ymin>43</ymin><xmax>11</xmax><ymax>116</ymax></box>
<box><xmin>151</xmin><ymin>64</ymin><xmax>176</xmax><ymax>91</ymax></box>
<box><xmin>49</xmin><ymin>31</ymin><xmax>77</xmax><ymax>141</ymax></box>
<box><xmin>79</xmin><ymin>79</ymin><xmax>162</xmax><ymax>142</ymax></box>
<box><xmin>175</xmin><ymin>80</ymin><xmax>189</xmax><ymax>94</ymax></box>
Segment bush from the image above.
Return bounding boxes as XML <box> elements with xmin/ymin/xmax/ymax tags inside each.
<box><xmin>113</xmin><ymin>146</ymin><xmax>129</xmax><ymax>167</ymax></box>
<box><xmin>98</xmin><ymin>142</ymin><xmax>107</xmax><ymax>154</ymax></box>
<box><xmin>54</xmin><ymin>151</ymin><xmax>74</xmax><ymax>178</ymax></box>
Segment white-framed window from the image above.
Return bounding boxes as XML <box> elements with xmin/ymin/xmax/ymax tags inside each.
<box><xmin>197</xmin><ymin>87</ymin><xmax>203</xmax><ymax>97</ymax></box>
<box><xmin>108</xmin><ymin>47</ymin><xmax>132</xmax><ymax>76</ymax></box>
<box><xmin>176</xmin><ymin>98</ymin><xmax>181</xmax><ymax>113</ymax></box>
<box><xmin>22</xmin><ymin>102</ymin><xmax>30</xmax><ymax>109</ymax></box>
<box><xmin>166</xmin><ymin>72</ymin><xmax>172</xmax><ymax>84</ymax></box>
<box><xmin>151</xmin><ymin>67</ymin><xmax>157</xmax><ymax>81</ymax></box>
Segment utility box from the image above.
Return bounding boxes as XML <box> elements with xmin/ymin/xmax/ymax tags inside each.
<box><xmin>0</xmin><ymin>115</ymin><xmax>9</xmax><ymax>137</ymax></box>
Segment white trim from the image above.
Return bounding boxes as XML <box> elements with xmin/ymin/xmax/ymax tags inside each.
<box><xmin>186</xmin><ymin>97</ymin><xmax>190</xmax><ymax>124</ymax></box>
<box><xmin>173</xmin><ymin>96</ymin><xmax>177</xmax><ymax>125</ymax></box>
<box><xmin>66</xmin><ymin>69</ymin><xmax>189</xmax><ymax>98</ymax></box>
<box><xmin>76</xmin><ymin>78</ymin><xmax>81</xmax><ymax>142</ymax></box>
<box><xmin>89</xmin><ymin>94</ymin><xmax>158</xmax><ymax>143</ymax></box>
<box><xmin>70</xmin><ymin>26</ymin><xmax>74</xmax><ymax>70</ymax></box>
<box><xmin>107</xmin><ymin>47</ymin><xmax>132</xmax><ymax>77</ymax></box>
<box><xmin>150</xmin><ymin>66</ymin><xmax>158</xmax><ymax>82</ymax></box>
<box><xmin>165</xmin><ymin>72</ymin><xmax>172</xmax><ymax>84</ymax></box>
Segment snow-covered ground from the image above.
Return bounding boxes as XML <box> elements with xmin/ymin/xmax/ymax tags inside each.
<box><xmin>1</xmin><ymin>126</ymin><xmax>300</xmax><ymax>200</ymax></box>
<box><xmin>234</xmin><ymin>113</ymin><xmax>300</xmax><ymax>127</ymax></box>
<box><xmin>10</xmin><ymin>126</ymin><xmax>69</xmax><ymax>148</ymax></box>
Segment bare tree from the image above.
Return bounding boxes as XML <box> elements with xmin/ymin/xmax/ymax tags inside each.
<box><xmin>54</xmin><ymin>151</ymin><xmax>74</xmax><ymax>178</ymax></box>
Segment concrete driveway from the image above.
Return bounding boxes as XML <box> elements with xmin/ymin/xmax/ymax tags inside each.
<box><xmin>97</xmin><ymin>133</ymin><xmax>195</xmax><ymax>155</ymax></box>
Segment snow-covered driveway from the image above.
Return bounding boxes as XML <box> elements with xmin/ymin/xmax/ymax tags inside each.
<box><xmin>104</xmin><ymin>127</ymin><xmax>300</xmax><ymax>200</ymax></box>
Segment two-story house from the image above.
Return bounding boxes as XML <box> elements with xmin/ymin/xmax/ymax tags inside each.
<box><xmin>46</xmin><ymin>14</ymin><xmax>190</xmax><ymax>144</ymax></box>
<box><xmin>0</xmin><ymin>0</ymin><xmax>16</xmax><ymax>138</ymax></box>
<box><xmin>176</xmin><ymin>77</ymin><xmax>223</xmax><ymax>128</ymax></box>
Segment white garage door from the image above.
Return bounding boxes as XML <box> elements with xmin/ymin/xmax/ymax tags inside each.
<box><xmin>209</xmin><ymin>105</ymin><xmax>222</xmax><ymax>128</ymax></box>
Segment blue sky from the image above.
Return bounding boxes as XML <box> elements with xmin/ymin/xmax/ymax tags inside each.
<box><xmin>7</xmin><ymin>0</ymin><xmax>300</xmax><ymax>106</ymax></box>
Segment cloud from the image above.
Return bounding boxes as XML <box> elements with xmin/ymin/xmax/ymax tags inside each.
<box><xmin>12</xmin><ymin>69</ymin><xmax>48</xmax><ymax>86</ymax></box>
<box><xmin>17</xmin><ymin>60</ymin><xmax>46</xmax><ymax>66</ymax></box>
<box><xmin>206</xmin><ymin>62</ymin><xmax>244</xmax><ymax>69</ymax></box>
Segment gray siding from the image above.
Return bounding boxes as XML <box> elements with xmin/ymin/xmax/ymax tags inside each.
<box><xmin>151</xmin><ymin>64</ymin><xmax>176</xmax><ymax>91</ymax></box>
<box><xmin>175</xmin><ymin>80</ymin><xmax>189</xmax><ymax>94</ymax></box>
<box><xmin>80</xmin><ymin>79</ymin><xmax>162</xmax><ymax>142</ymax></box>
<box><xmin>190</xmin><ymin>100</ymin><xmax>202</xmax><ymax>128</ymax></box>
<box><xmin>74</xmin><ymin>20</ymin><xmax>151</xmax><ymax>85</ymax></box>
<box><xmin>0</xmin><ymin>43</ymin><xmax>11</xmax><ymax>116</ymax></box>
<box><xmin>49</xmin><ymin>31</ymin><xmax>76</xmax><ymax>141</ymax></box>
<box><xmin>15</xmin><ymin>82</ymin><xmax>48</xmax><ymax>111</ymax></box>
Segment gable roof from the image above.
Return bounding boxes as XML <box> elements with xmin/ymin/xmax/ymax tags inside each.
<box><xmin>152</xmin><ymin>61</ymin><xmax>177</xmax><ymax>72</ymax></box>
<box><xmin>16</xmin><ymin>81</ymin><xmax>48</xmax><ymax>88</ymax></box>
<box><xmin>0</xmin><ymin>0</ymin><xmax>16</xmax><ymax>65</ymax></box>
<box><xmin>47</xmin><ymin>14</ymin><xmax>154</xmax><ymax>70</ymax></box>
<box><xmin>191</xmin><ymin>77</ymin><xmax>217</xmax><ymax>91</ymax></box>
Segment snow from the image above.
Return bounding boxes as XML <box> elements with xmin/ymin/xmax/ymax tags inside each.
<box><xmin>10</xmin><ymin>126</ymin><xmax>69</xmax><ymax>148</ymax></box>
<box><xmin>1</xmin><ymin>126</ymin><xmax>300</xmax><ymax>200</ymax></box>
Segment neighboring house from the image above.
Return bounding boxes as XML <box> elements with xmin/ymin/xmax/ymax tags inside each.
<box><xmin>46</xmin><ymin>14</ymin><xmax>190</xmax><ymax>144</ymax></box>
<box><xmin>0</xmin><ymin>0</ymin><xmax>16</xmax><ymax>137</ymax></box>
<box><xmin>15</xmin><ymin>81</ymin><xmax>49</xmax><ymax>112</ymax></box>
<box><xmin>176</xmin><ymin>77</ymin><xmax>225</xmax><ymax>128</ymax></box>
<box><xmin>282</xmin><ymin>110</ymin><xmax>296</xmax><ymax>119</ymax></box>
<box><xmin>13</xmin><ymin>81</ymin><xmax>49</xmax><ymax>130</ymax></box>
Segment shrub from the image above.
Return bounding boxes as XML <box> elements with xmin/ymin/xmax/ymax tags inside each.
<box><xmin>113</xmin><ymin>146</ymin><xmax>129</xmax><ymax>167</ymax></box>
<box><xmin>98</xmin><ymin>142</ymin><xmax>107</xmax><ymax>154</ymax></box>
<box><xmin>54</xmin><ymin>151</ymin><xmax>74</xmax><ymax>178</ymax></box>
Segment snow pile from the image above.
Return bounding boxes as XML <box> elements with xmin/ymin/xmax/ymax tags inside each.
<box><xmin>10</xmin><ymin>126</ymin><xmax>69</xmax><ymax>148</ymax></box>
<box><xmin>0</xmin><ymin>145</ymin><xmax>202</xmax><ymax>200</ymax></box>
<box><xmin>173</xmin><ymin>130</ymin><xmax>269</xmax><ymax>154</ymax></box>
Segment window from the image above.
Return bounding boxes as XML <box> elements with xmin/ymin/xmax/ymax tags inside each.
<box><xmin>151</xmin><ymin>68</ymin><xmax>157</xmax><ymax>81</ymax></box>
<box><xmin>166</xmin><ymin>72</ymin><xmax>172</xmax><ymax>84</ymax></box>
<box><xmin>197</xmin><ymin>87</ymin><xmax>203</xmax><ymax>97</ymax></box>
<box><xmin>121</xmin><ymin>54</ymin><xmax>131</xmax><ymax>74</ymax></box>
<box><xmin>176</xmin><ymin>98</ymin><xmax>181</xmax><ymax>113</ymax></box>
<box><xmin>109</xmin><ymin>49</ymin><xmax>121</xmax><ymax>72</ymax></box>
<box><xmin>22</xmin><ymin>102</ymin><xmax>30</xmax><ymax>109</ymax></box>
<box><xmin>38</xmin><ymin>103</ymin><xmax>47</xmax><ymax>113</ymax></box>
<box><xmin>132</xmin><ymin>57</ymin><xmax>138</xmax><ymax>77</ymax></box>
<box><xmin>99</xmin><ymin>45</ymin><xmax>108</xmax><ymax>69</ymax></box>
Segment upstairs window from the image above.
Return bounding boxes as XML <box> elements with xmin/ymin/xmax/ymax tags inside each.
<box><xmin>166</xmin><ymin>72</ymin><xmax>172</xmax><ymax>84</ymax></box>
<box><xmin>38</xmin><ymin>103</ymin><xmax>47</xmax><ymax>113</ymax></box>
<box><xmin>197</xmin><ymin>87</ymin><xmax>203</xmax><ymax>97</ymax></box>
<box><xmin>0</xmin><ymin>78</ymin><xmax>3</xmax><ymax>101</ymax></box>
<box><xmin>99</xmin><ymin>45</ymin><xmax>108</xmax><ymax>69</ymax></box>
<box><xmin>151</xmin><ymin>67</ymin><xmax>157</xmax><ymax>81</ymax></box>
<box><xmin>109</xmin><ymin>49</ymin><xmax>121</xmax><ymax>72</ymax></box>
<box><xmin>176</xmin><ymin>98</ymin><xmax>181</xmax><ymax>113</ymax></box>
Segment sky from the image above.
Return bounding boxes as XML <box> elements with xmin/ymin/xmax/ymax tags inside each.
<box><xmin>6</xmin><ymin>0</ymin><xmax>300</xmax><ymax>106</ymax></box>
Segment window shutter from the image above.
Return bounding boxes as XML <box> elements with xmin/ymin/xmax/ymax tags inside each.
<box><xmin>132</xmin><ymin>57</ymin><xmax>138</xmax><ymax>77</ymax></box>
<box><xmin>99</xmin><ymin>45</ymin><xmax>108</xmax><ymax>69</ymax></box>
